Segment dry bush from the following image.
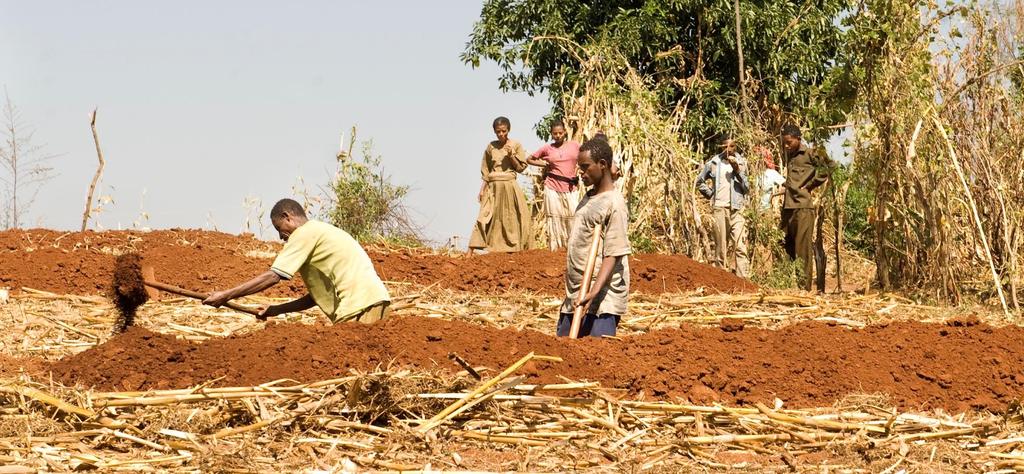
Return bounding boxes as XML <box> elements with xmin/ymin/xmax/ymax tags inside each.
<box><xmin>550</xmin><ymin>40</ymin><xmax>710</xmax><ymax>257</ymax></box>
<box><xmin>848</xmin><ymin>0</ymin><xmax>1024</xmax><ymax>312</ymax></box>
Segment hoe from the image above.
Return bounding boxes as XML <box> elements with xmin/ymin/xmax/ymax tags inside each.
<box><xmin>110</xmin><ymin>253</ymin><xmax>261</xmax><ymax>334</ymax></box>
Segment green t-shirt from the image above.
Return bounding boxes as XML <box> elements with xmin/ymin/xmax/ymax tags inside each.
<box><xmin>270</xmin><ymin>220</ymin><xmax>389</xmax><ymax>322</ymax></box>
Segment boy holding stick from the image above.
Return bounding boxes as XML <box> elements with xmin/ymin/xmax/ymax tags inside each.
<box><xmin>557</xmin><ymin>138</ymin><xmax>631</xmax><ymax>338</ymax></box>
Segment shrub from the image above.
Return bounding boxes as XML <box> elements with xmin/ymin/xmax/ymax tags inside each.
<box><xmin>325</xmin><ymin>130</ymin><xmax>421</xmax><ymax>245</ymax></box>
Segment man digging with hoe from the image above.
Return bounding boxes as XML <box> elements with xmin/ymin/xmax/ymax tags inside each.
<box><xmin>110</xmin><ymin>198</ymin><xmax>391</xmax><ymax>331</ymax></box>
<box><xmin>202</xmin><ymin>199</ymin><xmax>391</xmax><ymax>323</ymax></box>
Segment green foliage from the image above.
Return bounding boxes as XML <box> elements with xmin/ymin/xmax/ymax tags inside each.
<box><xmin>326</xmin><ymin>137</ymin><xmax>421</xmax><ymax>245</ymax></box>
<box><xmin>462</xmin><ymin>0</ymin><xmax>854</xmax><ymax>139</ymax></box>
<box><xmin>754</xmin><ymin>253</ymin><xmax>804</xmax><ymax>290</ymax></box>
<box><xmin>746</xmin><ymin>207</ymin><xmax>800</xmax><ymax>289</ymax></box>
<box><xmin>629</xmin><ymin>231</ymin><xmax>657</xmax><ymax>254</ymax></box>
<box><xmin>831</xmin><ymin>165</ymin><xmax>873</xmax><ymax>256</ymax></box>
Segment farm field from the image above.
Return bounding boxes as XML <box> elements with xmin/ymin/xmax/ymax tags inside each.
<box><xmin>1</xmin><ymin>229</ymin><xmax>1020</xmax><ymax>472</ymax></box>
<box><xmin>4</xmin><ymin>0</ymin><xmax>1024</xmax><ymax>471</ymax></box>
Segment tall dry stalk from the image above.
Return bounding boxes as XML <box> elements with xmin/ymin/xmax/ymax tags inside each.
<box><xmin>0</xmin><ymin>90</ymin><xmax>56</xmax><ymax>229</ymax></box>
<box><xmin>551</xmin><ymin>41</ymin><xmax>709</xmax><ymax>255</ymax></box>
<box><xmin>849</xmin><ymin>0</ymin><xmax>1024</xmax><ymax>312</ymax></box>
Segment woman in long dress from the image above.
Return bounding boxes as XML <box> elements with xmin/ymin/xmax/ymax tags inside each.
<box><xmin>469</xmin><ymin>116</ymin><xmax>532</xmax><ymax>253</ymax></box>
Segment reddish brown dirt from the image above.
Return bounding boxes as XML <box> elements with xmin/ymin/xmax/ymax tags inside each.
<box><xmin>374</xmin><ymin>249</ymin><xmax>755</xmax><ymax>295</ymax></box>
<box><xmin>0</xmin><ymin>229</ymin><xmax>753</xmax><ymax>296</ymax></box>
<box><xmin>48</xmin><ymin>315</ymin><xmax>1024</xmax><ymax>412</ymax></box>
<box><xmin>111</xmin><ymin>253</ymin><xmax>149</xmax><ymax>333</ymax></box>
<box><xmin>0</xmin><ymin>354</ymin><xmax>45</xmax><ymax>378</ymax></box>
<box><xmin>0</xmin><ymin>229</ymin><xmax>304</xmax><ymax>297</ymax></box>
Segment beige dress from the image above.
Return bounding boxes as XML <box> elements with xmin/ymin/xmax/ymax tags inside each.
<box><xmin>469</xmin><ymin>139</ymin><xmax>532</xmax><ymax>252</ymax></box>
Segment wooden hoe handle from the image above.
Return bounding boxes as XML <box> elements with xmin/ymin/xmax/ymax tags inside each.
<box><xmin>143</xmin><ymin>279</ymin><xmax>263</xmax><ymax>317</ymax></box>
<box><xmin>569</xmin><ymin>223</ymin><xmax>603</xmax><ymax>339</ymax></box>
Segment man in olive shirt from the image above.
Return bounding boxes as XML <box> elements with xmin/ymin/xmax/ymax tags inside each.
<box><xmin>203</xmin><ymin>199</ymin><xmax>391</xmax><ymax>322</ymax></box>
<box><xmin>780</xmin><ymin>124</ymin><xmax>832</xmax><ymax>291</ymax></box>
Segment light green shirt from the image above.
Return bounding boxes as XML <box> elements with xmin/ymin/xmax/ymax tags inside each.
<box><xmin>270</xmin><ymin>220</ymin><xmax>389</xmax><ymax>322</ymax></box>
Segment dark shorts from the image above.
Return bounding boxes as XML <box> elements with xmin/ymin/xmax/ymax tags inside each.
<box><xmin>556</xmin><ymin>313</ymin><xmax>620</xmax><ymax>338</ymax></box>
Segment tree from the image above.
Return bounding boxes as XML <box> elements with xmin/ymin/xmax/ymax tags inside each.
<box><xmin>0</xmin><ymin>90</ymin><xmax>57</xmax><ymax>229</ymax></box>
<box><xmin>461</xmin><ymin>0</ymin><xmax>854</xmax><ymax>139</ymax></box>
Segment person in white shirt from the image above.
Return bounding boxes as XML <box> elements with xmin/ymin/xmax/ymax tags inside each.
<box><xmin>757</xmin><ymin>146</ymin><xmax>786</xmax><ymax>211</ymax></box>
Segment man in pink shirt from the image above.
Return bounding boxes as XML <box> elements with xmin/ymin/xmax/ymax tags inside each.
<box><xmin>528</xmin><ymin>121</ymin><xmax>581</xmax><ymax>250</ymax></box>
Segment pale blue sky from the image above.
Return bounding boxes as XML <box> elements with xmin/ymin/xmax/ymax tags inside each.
<box><xmin>1</xmin><ymin>1</ymin><xmax>551</xmax><ymax>243</ymax></box>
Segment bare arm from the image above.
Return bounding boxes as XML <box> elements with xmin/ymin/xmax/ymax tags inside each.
<box><xmin>261</xmin><ymin>293</ymin><xmax>316</xmax><ymax>319</ymax></box>
<box><xmin>576</xmin><ymin>255</ymin><xmax>623</xmax><ymax>309</ymax></box>
<box><xmin>204</xmin><ymin>270</ymin><xmax>282</xmax><ymax>307</ymax></box>
<box><xmin>527</xmin><ymin>157</ymin><xmax>549</xmax><ymax>168</ymax></box>
<box><xmin>478</xmin><ymin>148</ymin><xmax>491</xmax><ymax>202</ymax></box>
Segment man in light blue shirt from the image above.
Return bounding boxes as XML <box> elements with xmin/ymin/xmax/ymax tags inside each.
<box><xmin>695</xmin><ymin>139</ymin><xmax>750</xmax><ymax>278</ymax></box>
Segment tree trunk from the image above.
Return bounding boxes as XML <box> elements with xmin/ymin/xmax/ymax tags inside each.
<box><xmin>82</xmin><ymin>108</ymin><xmax>105</xmax><ymax>231</ymax></box>
<box><xmin>733</xmin><ymin>0</ymin><xmax>746</xmax><ymax>101</ymax></box>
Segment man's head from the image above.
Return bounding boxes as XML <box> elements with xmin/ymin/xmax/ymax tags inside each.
<box><xmin>577</xmin><ymin>138</ymin><xmax>614</xmax><ymax>187</ymax></box>
<box><xmin>720</xmin><ymin>138</ymin><xmax>736</xmax><ymax>157</ymax></box>
<box><xmin>270</xmin><ymin>199</ymin><xmax>308</xmax><ymax>241</ymax></box>
<box><xmin>780</xmin><ymin>124</ymin><xmax>802</xmax><ymax>156</ymax></box>
<box><xmin>492</xmin><ymin>116</ymin><xmax>511</xmax><ymax>144</ymax></box>
<box><xmin>550</xmin><ymin>120</ymin><xmax>566</xmax><ymax>145</ymax></box>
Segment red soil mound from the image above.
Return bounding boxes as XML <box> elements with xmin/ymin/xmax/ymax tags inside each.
<box><xmin>50</xmin><ymin>316</ymin><xmax>1023</xmax><ymax>412</ymax></box>
<box><xmin>375</xmin><ymin>250</ymin><xmax>755</xmax><ymax>295</ymax></box>
<box><xmin>0</xmin><ymin>229</ymin><xmax>304</xmax><ymax>297</ymax></box>
<box><xmin>0</xmin><ymin>354</ymin><xmax>45</xmax><ymax>379</ymax></box>
<box><xmin>0</xmin><ymin>229</ymin><xmax>753</xmax><ymax>296</ymax></box>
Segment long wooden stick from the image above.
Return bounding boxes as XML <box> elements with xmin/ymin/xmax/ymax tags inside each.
<box><xmin>570</xmin><ymin>223</ymin><xmax>604</xmax><ymax>338</ymax></box>
<box><xmin>82</xmin><ymin>108</ymin><xmax>105</xmax><ymax>231</ymax></box>
<box><xmin>143</xmin><ymin>279</ymin><xmax>262</xmax><ymax>317</ymax></box>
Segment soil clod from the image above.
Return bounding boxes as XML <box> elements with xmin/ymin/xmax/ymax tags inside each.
<box><xmin>719</xmin><ymin>318</ymin><xmax>746</xmax><ymax>332</ymax></box>
<box><xmin>111</xmin><ymin>253</ymin><xmax>149</xmax><ymax>334</ymax></box>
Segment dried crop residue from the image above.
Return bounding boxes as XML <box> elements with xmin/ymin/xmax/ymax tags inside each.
<box><xmin>374</xmin><ymin>250</ymin><xmax>755</xmax><ymax>295</ymax></box>
<box><xmin>111</xmin><ymin>253</ymin><xmax>149</xmax><ymax>333</ymax></box>
<box><xmin>51</xmin><ymin>316</ymin><xmax>1024</xmax><ymax>412</ymax></box>
<box><xmin>0</xmin><ymin>229</ymin><xmax>753</xmax><ymax>296</ymax></box>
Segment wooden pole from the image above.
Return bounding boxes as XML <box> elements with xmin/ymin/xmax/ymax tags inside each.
<box><xmin>833</xmin><ymin>181</ymin><xmax>849</xmax><ymax>292</ymax></box>
<box><xmin>814</xmin><ymin>203</ymin><xmax>826</xmax><ymax>293</ymax></box>
<box><xmin>569</xmin><ymin>223</ymin><xmax>603</xmax><ymax>338</ymax></box>
<box><xmin>142</xmin><ymin>279</ymin><xmax>262</xmax><ymax>317</ymax></box>
<box><xmin>734</xmin><ymin>0</ymin><xmax>746</xmax><ymax>102</ymax></box>
<box><xmin>82</xmin><ymin>108</ymin><xmax>105</xmax><ymax>231</ymax></box>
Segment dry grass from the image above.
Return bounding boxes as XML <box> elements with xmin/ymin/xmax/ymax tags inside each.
<box><xmin>2</xmin><ymin>347</ymin><xmax>1022</xmax><ymax>472</ymax></box>
<box><xmin>0</xmin><ymin>283</ymin><xmax>1018</xmax><ymax>471</ymax></box>
<box><xmin>848</xmin><ymin>1</ymin><xmax>1024</xmax><ymax>313</ymax></box>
